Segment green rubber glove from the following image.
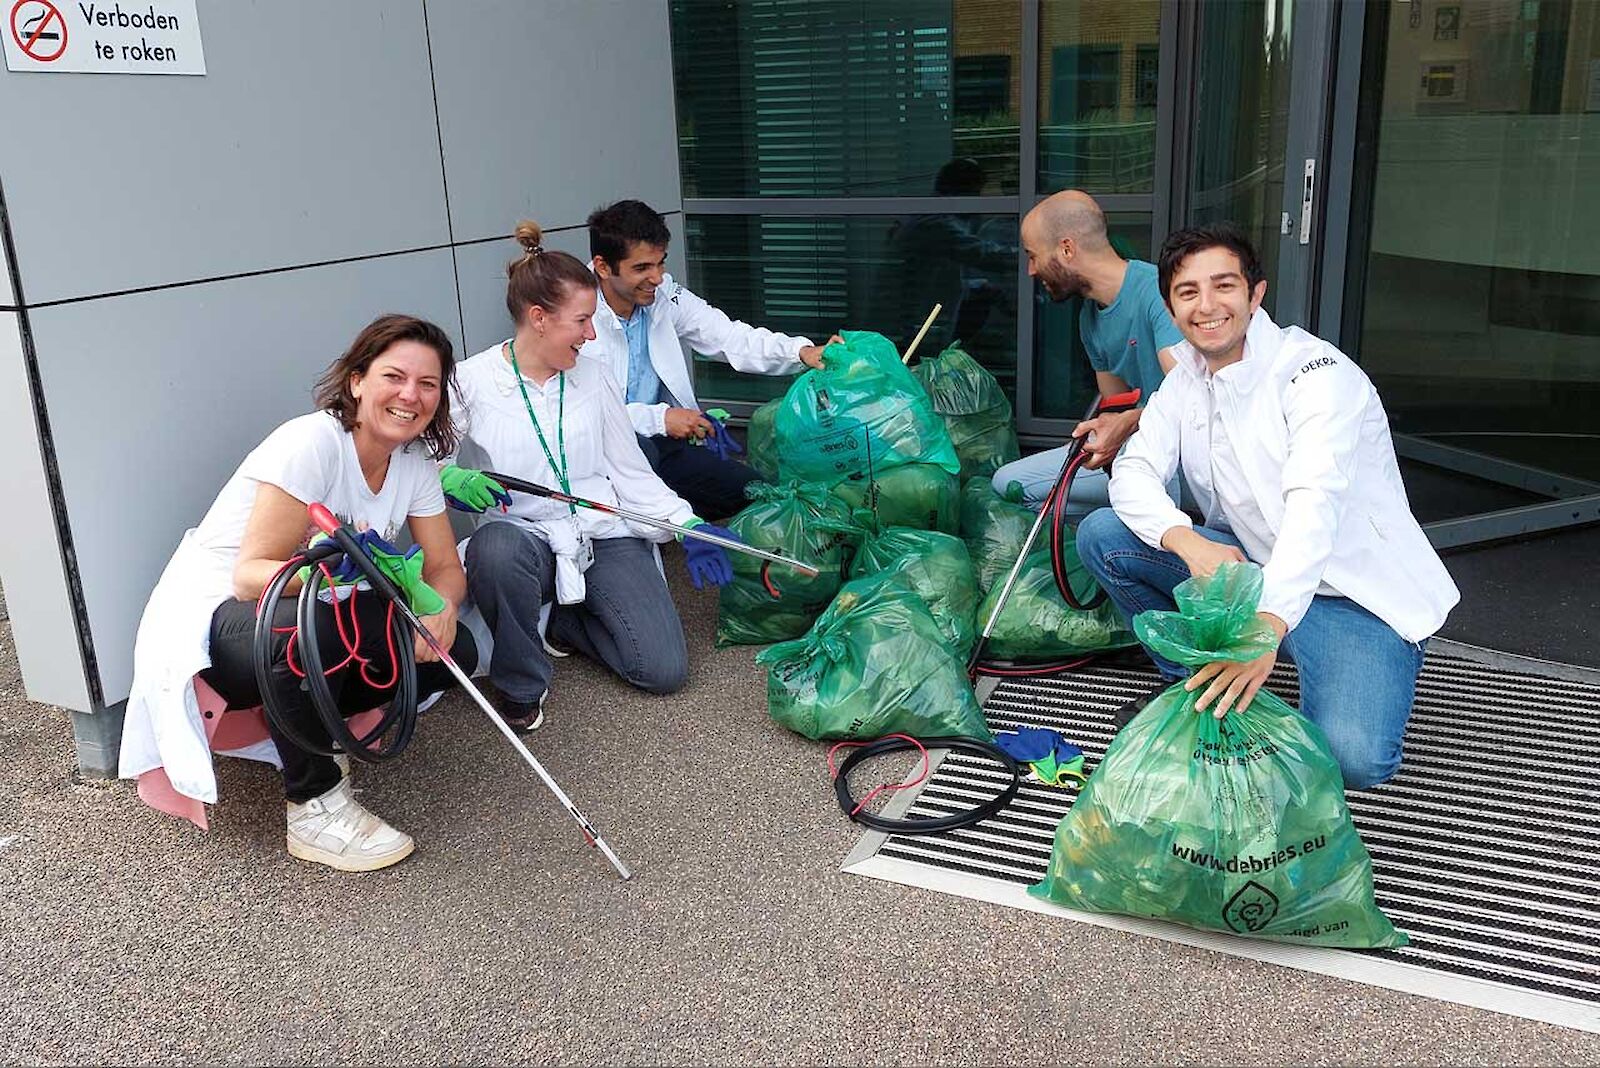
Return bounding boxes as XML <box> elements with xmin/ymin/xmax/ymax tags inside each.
<box><xmin>368</xmin><ymin>544</ymin><xmax>448</xmax><ymax>617</ymax></box>
<box><xmin>440</xmin><ymin>465</ymin><xmax>513</xmax><ymax>514</ymax></box>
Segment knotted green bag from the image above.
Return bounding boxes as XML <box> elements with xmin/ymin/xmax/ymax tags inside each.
<box><xmin>972</xmin><ymin>547</ymin><xmax>1135</xmax><ymax>659</ymax></box>
<box><xmin>744</xmin><ymin>398</ymin><xmax>781</xmax><ymax>481</ymax></box>
<box><xmin>757</xmin><ymin>571</ymin><xmax>990</xmax><ymax>742</ymax></box>
<box><xmin>1029</xmin><ymin>563</ymin><xmax>1406</xmax><ymax>949</ymax></box>
<box><xmin>715</xmin><ymin>482</ymin><xmax>864</xmax><ymax>647</ymax></box>
<box><xmin>910</xmin><ymin>342</ymin><xmax>1021</xmax><ymax>481</ymax></box>
<box><xmin>774</xmin><ymin>331</ymin><xmax>960</xmax><ymax>487</ymax></box>
<box><xmin>958</xmin><ymin>478</ymin><xmax>1035</xmax><ymax>593</ymax></box>
<box><xmin>848</xmin><ymin>526</ymin><xmax>980</xmax><ymax>656</ymax></box>
<box><xmin>829</xmin><ymin>462</ymin><xmax>960</xmax><ymax>534</ymax></box>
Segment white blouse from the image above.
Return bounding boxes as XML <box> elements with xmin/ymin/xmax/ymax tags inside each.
<box><xmin>452</xmin><ymin>343</ymin><xmax>696</xmax><ymax>542</ymax></box>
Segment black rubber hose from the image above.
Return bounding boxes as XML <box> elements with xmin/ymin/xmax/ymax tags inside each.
<box><xmin>295</xmin><ymin>565</ymin><xmax>417</xmax><ymax>762</ymax></box>
<box><xmin>1048</xmin><ymin>450</ymin><xmax>1108</xmax><ymax>612</ymax></box>
<box><xmin>833</xmin><ymin>735</ymin><xmax>1021</xmax><ymax>835</ymax></box>
<box><xmin>252</xmin><ymin>551</ymin><xmax>418</xmax><ymax>763</ymax></box>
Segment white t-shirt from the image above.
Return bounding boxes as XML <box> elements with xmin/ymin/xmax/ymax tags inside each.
<box><xmin>182</xmin><ymin>410</ymin><xmax>446</xmax><ymax>605</ymax></box>
<box><xmin>118</xmin><ymin>411</ymin><xmax>445</xmax><ymax>804</ymax></box>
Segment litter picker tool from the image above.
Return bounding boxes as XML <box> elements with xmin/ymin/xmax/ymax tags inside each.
<box><xmin>307</xmin><ymin>502</ymin><xmax>633</xmax><ymax>881</ymax></box>
<box><xmin>481</xmin><ymin>470</ymin><xmax>821</xmax><ymax>578</ymax></box>
<box><xmin>966</xmin><ymin>388</ymin><xmax>1141</xmax><ymax>679</ymax></box>
<box><xmin>900</xmin><ymin>303</ymin><xmax>942</xmax><ymax>364</ymax></box>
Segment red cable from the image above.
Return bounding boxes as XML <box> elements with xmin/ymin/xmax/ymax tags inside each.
<box><xmin>265</xmin><ymin>557</ymin><xmax>401</xmax><ymax>687</ymax></box>
<box><xmin>826</xmin><ymin>733</ymin><xmax>930</xmax><ymax>817</ymax></box>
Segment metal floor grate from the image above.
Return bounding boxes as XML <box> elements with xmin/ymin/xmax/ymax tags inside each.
<box><xmin>856</xmin><ymin>653</ymin><xmax>1599</xmax><ymax>1022</ymax></box>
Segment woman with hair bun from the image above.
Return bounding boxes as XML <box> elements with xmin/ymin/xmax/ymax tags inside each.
<box><xmin>119</xmin><ymin>313</ymin><xmax>477</xmax><ymax>873</ymax></box>
<box><xmin>443</xmin><ymin>221</ymin><xmax>737</xmax><ymax>733</ymax></box>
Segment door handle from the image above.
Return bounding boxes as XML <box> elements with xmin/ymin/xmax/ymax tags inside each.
<box><xmin>1299</xmin><ymin>158</ymin><xmax>1316</xmax><ymax>247</ymax></box>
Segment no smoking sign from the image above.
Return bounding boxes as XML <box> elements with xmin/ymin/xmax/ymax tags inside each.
<box><xmin>3</xmin><ymin>0</ymin><xmax>204</xmax><ymax>74</ymax></box>
<box><xmin>10</xmin><ymin>0</ymin><xmax>67</xmax><ymax>62</ymax></box>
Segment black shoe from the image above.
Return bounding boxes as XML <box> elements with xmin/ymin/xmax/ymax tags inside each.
<box><xmin>492</xmin><ymin>689</ymin><xmax>547</xmax><ymax>734</ymax></box>
<box><xmin>1110</xmin><ymin>678</ymin><xmax>1179</xmax><ymax>732</ymax></box>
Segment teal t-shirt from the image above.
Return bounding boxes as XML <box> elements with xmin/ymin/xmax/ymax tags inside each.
<box><xmin>1078</xmin><ymin>259</ymin><xmax>1183</xmax><ymax>396</ymax></box>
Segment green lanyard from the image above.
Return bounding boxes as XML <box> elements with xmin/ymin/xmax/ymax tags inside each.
<box><xmin>507</xmin><ymin>340</ymin><xmax>576</xmax><ymax>516</ymax></box>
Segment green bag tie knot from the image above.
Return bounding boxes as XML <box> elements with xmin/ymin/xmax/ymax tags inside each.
<box><xmin>1133</xmin><ymin>561</ymin><xmax>1280</xmax><ymax>668</ymax></box>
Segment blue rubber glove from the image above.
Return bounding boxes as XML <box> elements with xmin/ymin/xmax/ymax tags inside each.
<box><xmin>701</xmin><ymin>415</ymin><xmax>744</xmax><ymax>463</ymax></box>
<box><xmin>327</xmin><ymin>528</ymin><xmax>401</xmax><ymax>585</ymax></box>
<box><xmin>993</xmin><ymin>726</ymin><xmax>1059</xmax><ymax>764</ymax></box>
<box><xmin>682</xmin><ymin>522</ymin><xmax>738</xmax><ymax>589</ymax></box>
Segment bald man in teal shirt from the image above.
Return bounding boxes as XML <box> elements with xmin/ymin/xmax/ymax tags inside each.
<box><xmin>993</xmin><ymin>190</ymin><xmax>1184</xmax><ymax>513</ymax></box>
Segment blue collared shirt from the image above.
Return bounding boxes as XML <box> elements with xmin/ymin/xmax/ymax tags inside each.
<box><xmin>621</xmin><ymin>304</ymin><xmax>663</xmax><ymax>406</ymax></box>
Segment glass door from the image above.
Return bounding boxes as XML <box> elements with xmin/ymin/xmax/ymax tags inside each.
<box><xmin>1176</xmin><ymin>0</ymin><xmax>1340</xmax><ymax>328</ymax></box>
<box><xmin>1339</xmin><ymin>0</ymin><xmax>1600</xmax><ymax>546</ymax></box>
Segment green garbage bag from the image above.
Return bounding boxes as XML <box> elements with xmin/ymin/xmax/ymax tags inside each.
<box><xmin>958</xmin><ymin>478</ymin><xmax>1035</xmax><ymax>593</ymax></box>
<box><xmin>757</xmin><ymin>572</ymin><xmax>990</xmax><ymax>742</ymax></box>
<box><xmin>745</xmin><ymin>398</ymin><xmax>781</xmax><ymax>481</ymax></box>
<box><xmin>1030</xmin><ymin>563</ymin><xmax>1406</xmax><ymax>949</ymax></box>
<box><xmin>910</xmin><ymin>342</ymin><xmax>1021</xmax><ymax>481</ymax></box>
<box><xmin>774</xmin><ymin>331</ymin><xmax>960</xmax><ymax>487</ymax></box>
<box><xmin>716</xmin><ymin>481</ymin><xmax>864</xmax><ymax>647</ymax></box>
<box><xmin>830</xmin><ymin>462</ymin><xmax>959</xmax><ymax>533</ymax></box>
<box><xmin>848</xmin><ymin>527</ymin><xmax>979</xmax><ymax>655</ymax></box>
<box><xmin>973</xmin><ymin>547</ymin><xmax>1135</xmax><ymax>659</ymax></box>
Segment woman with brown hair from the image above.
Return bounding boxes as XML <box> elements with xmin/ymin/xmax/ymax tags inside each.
<box><xmin>444</xmin><ymin>221</ymin><xmax>736</xmax><ymax>732</ymax></box>
<box><xmin>119</xmin><ymin>313</ymin><xmax>476</xmax><ymax>873</ymax></box>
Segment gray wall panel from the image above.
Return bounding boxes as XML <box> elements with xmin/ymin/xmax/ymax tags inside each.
<box><xmin>428</xmin><ymin>0</ymin><xmax>683</xmax><ymax>244</ymax></box>
<box><xmin>0</xmin><ymin>1</ymin><xmax>449</xmax><ymax>305</ymax></box>
<box><xmin>29</xmin><ymin>251</ymin><xmax>462</xmax><ymax>706</ymax></box>
<box><xmin>0</xmin><ymin>312</ymin><xmax>90</xmax><ymax>710</ymax></box>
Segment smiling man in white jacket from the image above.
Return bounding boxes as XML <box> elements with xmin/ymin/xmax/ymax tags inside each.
<box><xmin>581</xmin><ymin>199</ymin><xmax>836</xmax><ymax>518</ymax></box>
<box><xmin>1075</xmin><ymin>222</ymin><xmax>1459</xmax><ymax>789</ymax></box>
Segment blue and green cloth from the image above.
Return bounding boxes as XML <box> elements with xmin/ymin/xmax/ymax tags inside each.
<box><xmin>994</xmin><ymin>726</ymin><xmax>1086</xmax><ymax>786</ymax></box>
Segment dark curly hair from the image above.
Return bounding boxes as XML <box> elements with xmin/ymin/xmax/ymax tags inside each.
<box><xmin>1157</xmin><ymin>222</ymin><xmax>1266</xmax><ymax>309</ymax></box>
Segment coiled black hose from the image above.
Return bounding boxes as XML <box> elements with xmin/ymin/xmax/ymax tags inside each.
<box><xmin>252</xmin><ymin>547</ymin><xmax>419</xmax><ymax>763</ymax></box>
<box><xmin>832</xmin><ymin>734</ymin><xmax>1021</xmax><ymax>835</ymax></box>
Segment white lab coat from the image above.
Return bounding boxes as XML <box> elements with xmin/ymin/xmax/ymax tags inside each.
<box><xmin>580</xmin><ymin>273</ymin><xmax>811</xmax><ymax>437</ymax></box>
<box><xmin>1109</xmin><ymin>308</ymin><xmax>1459</xmax><ymax>641</ymax></box>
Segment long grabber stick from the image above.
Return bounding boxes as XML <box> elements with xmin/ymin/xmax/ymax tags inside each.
<box><xmin>965</xmin><ymin>389</ymin><xmax>1141</xmax><ymax>679</ymax></box>
<box><xmin>307</xmin><ymin>503</ymin><xmax>633</xmax><ymax>880</ymax></box>
<box><xmin>482</xmin><ymin>471</ymin><xmax>820</xmax><ymax>578</ymax></box>
<box><xmin>900</xmin><ymin>303</ymin><xmax>942</xmax><ymax>365</ymax></box>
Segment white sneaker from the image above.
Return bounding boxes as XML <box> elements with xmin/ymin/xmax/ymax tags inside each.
<box><xmin>286</xmin><ymin>779</ymin><xmax>413</xmax><ymax>872</ymax></box>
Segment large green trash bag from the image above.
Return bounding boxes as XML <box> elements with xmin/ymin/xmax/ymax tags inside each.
<box><xmin>757</xmin><ymin>571</ymin><xmax>990</xmax><ymax>742</ymax></box>
<box><xmin>774</xmin><ymin>331</ymin><xmax>960</xmax><ymax>487</ymax></box>
<box><xmin>830</xmin><ymin>462</ymin><xmax>960</xmax><ymax>533</ymax></box>
<box><xmin>910</xmin><ymin>342</ymin><xmax>1021</xmax><ymax>481</ymax></box>
<box><xmin>958</xmin><ymin>478</ymin><xmax>1035</xmax><ymax>592</ymax></box>
<box><xmin>973</xmin><ymin>547</ymin><xmax>1135</xmax><ymax>659</ymax></box>
<box><xmin>715</xmin><ymin>482</ymin><xmax>864</xmax><ymax>647</ymax></box>
<box><xmin>1030</xmin><ymin>563</ymin><xmax>1406</xmax><ymax>949</ymax></box>
<box><xmin>848</xmin><ymin>527</ymin><xmax>980</xmax><ymax>655</ymax></box>
<box><xmin>744</xmin><ymin>398</ymin><xmax>781</xmax><ymax>481</ymax></box>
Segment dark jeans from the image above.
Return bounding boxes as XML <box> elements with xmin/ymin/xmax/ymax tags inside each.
<box><xmin>636</xmin><ymin>433</ymin><xmax>762</xmax><ymax>520</ymax></box>
<box><xmin>202</xmin><ymin>593</ymin><xmax>476</xmax><ymax>803</ymax></box>
<box><xmin>464</xmin><ymin>521</ymin><xmax>689</xmax><ymax>704</ymax></box>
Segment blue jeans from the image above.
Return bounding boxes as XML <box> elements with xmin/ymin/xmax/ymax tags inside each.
<box><xmin>992</xmin><ymin>447</ymin><xmax>1187</xmax><ymax>519</ymax></box>
<box><xmin>1074</xmin><ymin>508</ymin><xmax>1425</xmax><ymax>790</ymax></box>
<box><xmin>465</xmin><ymin>522</ymin><xmax>688</xmax><ymax>702</ymax></box>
